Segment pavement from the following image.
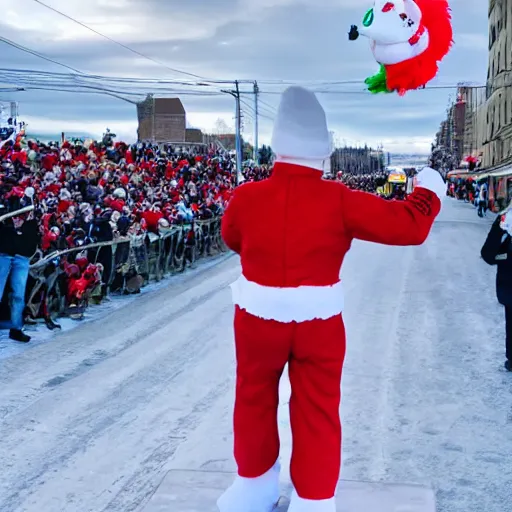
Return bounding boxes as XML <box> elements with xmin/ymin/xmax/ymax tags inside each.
<box><xmin>0</xmin><ymin>198</ymin><xmax>510</xmax><ymax>512</ymax></box>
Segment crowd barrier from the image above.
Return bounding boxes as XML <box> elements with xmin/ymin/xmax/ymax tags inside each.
<box><xmin>25</xmin><ymin>218</ymin><xmax>228</xmax><ymax>320</ymax></box>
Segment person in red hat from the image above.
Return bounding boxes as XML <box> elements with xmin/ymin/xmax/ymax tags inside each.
<box><xmin>218</xmin><ymin>86</ymin><xmax>446</xmax><ymax>512</ymax></box>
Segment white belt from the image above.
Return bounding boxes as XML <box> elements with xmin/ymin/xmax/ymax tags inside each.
<box><xmin>230</xmin><ymin>275</ymin><xmax>344</xmax><ymax>323</ymax></box>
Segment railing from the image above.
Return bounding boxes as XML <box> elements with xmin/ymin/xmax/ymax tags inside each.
<box><xmin>25</xmin><ymin>218</ymin><xmax>227</xmax><ymax>320</ymax></box>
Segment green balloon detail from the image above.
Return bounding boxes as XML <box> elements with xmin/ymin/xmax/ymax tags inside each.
<box><xmin>364</xmin><ymin>64</ymin><xmax>391</xmax><ymax>94</ymax></box>
<box><xmin>362</xmin><ymin>8</ymin><xmax>374</xmax><ymax>27</ymax></box>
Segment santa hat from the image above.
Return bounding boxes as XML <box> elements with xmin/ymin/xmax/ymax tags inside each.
<box><xmin>271</xmin><ymin>86</ymin><xmax>331</xmax><ymax>161</ymax></box>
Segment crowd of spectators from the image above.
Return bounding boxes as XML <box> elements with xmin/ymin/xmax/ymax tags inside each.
<box><xmin>0</xmin><ymin>130</ymin><xmax>273</xmax><ymax>338</ymax></box>
<box><xmin>336</xmin><ymin>172</ymin><xmax>388</xmax><ymax>193</ymax></box>
<box><xmin>447</xmin><ymin>178</ymin><xmax>491</xmax><ymax>217</ymax></box>
<box><xmin>0</xmin><ymin>131</ymin><xmax>271</xmax><ymax>258</ymax></box>
<box><xmin>0</xmin><ymin>129</ymin><xmax>410</xmax><ymax>256</ymax></box>
<box><xmin>330</xmin><ymin>170</ymin><xmax>410</xmax><ymax>200</ymax></box>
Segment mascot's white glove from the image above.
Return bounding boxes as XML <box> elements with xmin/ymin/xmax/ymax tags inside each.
<box><xmin>415</xmin><ymin>167</ymin><xmax>446</xmax><ymax>201</ymax></box>
<box><xmin>500</xmin><ymin>211</ymin><xmax>512</xmax><ymax>236</ymax></box>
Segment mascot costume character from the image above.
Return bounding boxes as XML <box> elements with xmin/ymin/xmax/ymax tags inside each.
<box><xmin>218</xmin><ymin>86</ymin><xmax>446</xmax><ymax>512</ymax></box>
<box><xmin>349</xmin><ymin>0</ymin><xmax>453</xmax><ymax>95</ymax></box>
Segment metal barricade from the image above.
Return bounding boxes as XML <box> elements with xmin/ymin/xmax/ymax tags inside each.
<box><xmin>26</xmin><ymin>218</ymin><xmax>227</xmax><ymax>319</ymax></box>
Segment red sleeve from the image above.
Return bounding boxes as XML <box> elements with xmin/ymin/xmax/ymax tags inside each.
<box><xmin>221</xmin><ymin>189</ymin><xmax>242</xmax><ymax>254</ymax></box>
<box><xmin>341</xmin><ymin>185</ymin><xmax>441</xmax><ymax>246</ymax></box>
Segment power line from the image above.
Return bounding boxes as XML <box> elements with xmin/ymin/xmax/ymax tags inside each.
<box><xmin>259</xmin><ymin>98</ymin><xmax>277</xmax><ymax>113</ymax></box>
<box><xmin>31</xmin><ymin>0</ymin><xmax>211</xmax><ymax>81</ymax></box>
<box><xmin>0</xmin><ymin>41</ymin><xmax>228</xmax><ymax>104</ymax></box>
<box><xmin>0</xmin><ymin>67</ymin><xmax>213</xmax><ymax>88</ymax></box>
<box><xmin>0</xmin><ymin>36</ymin><xmax>139</xmax><ymax>103</ymax></box>
<box><xmin>0</xmin><ymin>63</ymin><xmax>481</xmax><ymax>95</ymax></box>
<box><xmin>239</xmin><ymin>97</ymin><xmax>273</xmax><ymax>121</ymax></box>
<box><xmin>0</xmin><ymin>36</ymin><xmax>82</xmax><ymax>74</ymax></box>
<box><xmin>254</xmin><ymin>85</ymin><xmax>470</xmax><ymax>95</ymax></box>
<box><xmin>0</xmin><ymin>74</ymin><xmax>225</xmax><ymax>99</ymax></box>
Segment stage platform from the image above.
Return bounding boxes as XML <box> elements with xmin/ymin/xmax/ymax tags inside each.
<box><xmin>142</xmin><ymin>470</ymin><xmax>436</xmax><ymax>511</ymax></box>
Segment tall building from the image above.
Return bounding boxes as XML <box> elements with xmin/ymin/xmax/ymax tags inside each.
<box><xmin>431</xmin><ymin>91</ymin><xmax>469</xmax><ymax>170</ymax></box>
<box><xmin>452</xmin><ymin>93</ymin><xmax>467</xmax><ymax>163</ymax></box>
<box><xmin>483</xmin><ymin>0</ymin><xmax>512</xmax><ymax>168</ymax></box>
<box><xmin>460</xmin><ymin>86</ymin><xmax>486</xmax><ymax>163</ymax></box>
<box><xmin>136</xmin><ymin>95</ymin><xmax>186</xmax><ymax>143</ymax></box>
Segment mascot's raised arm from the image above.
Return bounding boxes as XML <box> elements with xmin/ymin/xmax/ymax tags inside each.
<box><xmin>349</xmin><ymin>0</ymin><xmax>452</xmax><ymax>95</ymax></box>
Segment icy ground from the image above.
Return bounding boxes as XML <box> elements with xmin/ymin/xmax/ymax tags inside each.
<box><xmin>0</xmin><ymin>199</ymin><xmax>510</xmax><ymax>512</ymax></box>
<box><xmin>0</xmin><ymin>253</ymin><xmax>233</xmax><ymax>361</ymax></box>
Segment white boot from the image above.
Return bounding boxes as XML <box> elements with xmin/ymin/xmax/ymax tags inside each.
<box><xmin>217</xmin><ymin>461</ymin><xmax>281</xmax><ymax>512</ymax></box>
<box><xmin>287</xmin><ymin>490</ymin><xmax>336</xmax><ymax>512</ymax></box>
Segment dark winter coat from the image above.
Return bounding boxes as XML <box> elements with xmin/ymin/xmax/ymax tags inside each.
<box><xmin>0</xmin><ymin>219</ymin><xmax>40</xmax><ymax>258</ymax></box>
<box><xmin>481</xmin><ymin>216</ymin><xmax>512</xmax><ymax>306</ymax></box>
<box><xmin>89</xmin><ymin>217</ymin><xmax>113</xmax><ymax>243</ymax></box>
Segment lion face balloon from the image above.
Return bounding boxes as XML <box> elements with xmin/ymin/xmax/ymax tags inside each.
<box><xmin>349</xmin><ymin>0</ymin><xmax>452</xmax><ymax>95</ymax></box>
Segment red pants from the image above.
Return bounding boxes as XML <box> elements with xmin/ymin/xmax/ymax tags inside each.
<box><xmin>233</xmin><ymin>306</ymin><xmax>346</xmax><ymax>500</ymax></box>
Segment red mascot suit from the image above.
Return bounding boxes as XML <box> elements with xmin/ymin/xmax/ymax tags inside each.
<box><xmin>218</xmin><ymin>86</ymin><xmax>445</xmax><ymax>512</ymax></box>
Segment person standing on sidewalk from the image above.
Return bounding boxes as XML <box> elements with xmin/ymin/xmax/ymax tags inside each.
<box><xmin>0</xmin><ymin>207</ymin><xmax>40</xmax><ymax>343</ymax></box>
<box><xmin>477</xmin><ymin>181</ymin><xmax>488</xmax><ymax>218</ymax></box>
<box><xmin>481</xmin><ymin>211</ymin><xmax>512</xmax><ymax>371</ymax></box>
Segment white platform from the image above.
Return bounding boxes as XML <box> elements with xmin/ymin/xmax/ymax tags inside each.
<box><xmin>142</xmin><ymin>470</ymin><xmax>436</xmax><ymax>511</ymax></box>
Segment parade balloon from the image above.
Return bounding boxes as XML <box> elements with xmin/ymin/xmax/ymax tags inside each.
<box><xmin>349</xmin><ymin>0</ymin><xmax>453</xmax><ymax>95</ymax></box>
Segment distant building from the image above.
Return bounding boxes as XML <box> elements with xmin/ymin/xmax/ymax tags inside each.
<box><xmin>431</xmin><ymin>85</ymin><xmax>487</xmax><ymax>172</ymax></box>
<box><xmin>136</xmin><ymin>95</ymin><xmax>187</xmax><ymax>143</ymax></box>
<box><xmin>185</xmin><ymin>128</ymin><xmax>203</xmax><ymax>143</ymax></box>
<box><xmin>215</xmin><ymin>134</ymin><xmax>237</xmax><ymax>152</ymax></box>
<box><xmin>483</xmin><ymin>0</ymin><xmax>512</xmax><ymax>169</ymax></box>
<box><xmin>431</xmin><ymin>0</ymin><xmax>512</xmax><ymax>171</ymax></box>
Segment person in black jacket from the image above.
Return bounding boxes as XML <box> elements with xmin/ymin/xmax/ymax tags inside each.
<box><xmin>0</xmin><ymin>209</ymin><xmax>40</xmax><ymax>343</ymax></box>
<box><xmin>481</xmin><ymin>214</ymin><xmax>512</xmax><ymax>371</ymax></box>
<box><xmin>88</xmin><ymin>209</ymin><xmax>114</xmax><ymax>299</ymax></box>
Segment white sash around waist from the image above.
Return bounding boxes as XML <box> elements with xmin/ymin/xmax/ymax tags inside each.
<box><xmin>230</xmin><ymin>275</ymin><xmax>344</xmax><ymax>323</ymax></box>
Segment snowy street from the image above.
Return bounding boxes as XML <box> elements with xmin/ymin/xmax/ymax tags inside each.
<box><xmin>0</xmin><ymin>199</ymin><xmax>510</xmax><ymax>512</ymax></box>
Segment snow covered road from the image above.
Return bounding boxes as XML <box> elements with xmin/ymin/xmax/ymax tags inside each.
<box><xmin>0</xmin><ymin>199</ymin><xmax>510</xmax><ymax>512</ymax></box>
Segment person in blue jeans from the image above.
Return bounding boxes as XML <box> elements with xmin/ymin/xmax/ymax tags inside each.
<box><xmin>0</xmin><ymin>209</ymin><xmax>40</xmax><ymax>343</ymax></box>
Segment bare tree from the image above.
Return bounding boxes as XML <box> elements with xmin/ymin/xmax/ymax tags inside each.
<box><xmin>214</xmin><ymin>118</ymin><xmax>233</xmax><ymax>135</ymax></box>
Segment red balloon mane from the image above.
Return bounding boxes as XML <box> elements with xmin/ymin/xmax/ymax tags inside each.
<box><xmin>386</xmin><ymin>0</ymin><xmax>453</xmax><ymax>94</ymax></box>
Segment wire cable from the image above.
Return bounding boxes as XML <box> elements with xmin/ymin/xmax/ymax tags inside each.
<box><xmin>0</xmin><ymin>36</ymin><xmax>83</xmax><ymax>74</ymax></box>
<box><xmin>31</xmin><ymin>0</ymin><xmax>212</xmax><ymax>81</ymax></box>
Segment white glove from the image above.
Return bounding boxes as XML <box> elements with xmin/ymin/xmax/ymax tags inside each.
<box><xmin>415</xmin><ymin>167</ymin><xmax>446</xmax><ymax>201</ymax></box>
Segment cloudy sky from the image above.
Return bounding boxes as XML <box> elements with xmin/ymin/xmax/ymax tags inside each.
<box><xmin>1</xmin><ymin>0</ymin><xmax>488</xmax><ymax>154</ymax></box>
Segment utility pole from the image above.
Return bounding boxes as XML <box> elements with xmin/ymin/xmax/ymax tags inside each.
<box><xmin>222</xmin><ymin>81</ymin><xmax>243</xmax><ymax>186</ymax></box>
<box><xmin>235</xmin><ymin>81</ymin><xmax>242</xmax><ymax>185</ymax></box>
<box><xmin>253</xmin><ymin>81</ymin><xmax>259</xmax><ymax>164</ymax></box>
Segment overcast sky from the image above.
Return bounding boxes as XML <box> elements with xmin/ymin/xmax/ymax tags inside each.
<box><xmin>1</xmin><ymin>0</ymin><xmax>488</xmax><ymax>154</ymax></box>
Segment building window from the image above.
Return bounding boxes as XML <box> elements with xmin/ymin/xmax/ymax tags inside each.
<box><xmin>498</xmin><ymin>96</ymin><xmax>501</xmax><ymax>129</ymax></box>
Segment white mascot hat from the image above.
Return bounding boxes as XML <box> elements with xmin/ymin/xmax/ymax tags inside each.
<box><xmin>271</xmin><ymin>86</ymin><xmax>331</xmax><ymax>160</ymax></box>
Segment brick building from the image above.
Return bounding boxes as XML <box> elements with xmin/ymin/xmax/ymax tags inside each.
<box><xmin>185</xmin><ymin>128</ymin><xmax>203</xmax><ymax>143</ymax></box>
<box><xmin>136</xmin><ymin>96</ymin><xmax>187</xmax><ymax>143</ymax></box>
